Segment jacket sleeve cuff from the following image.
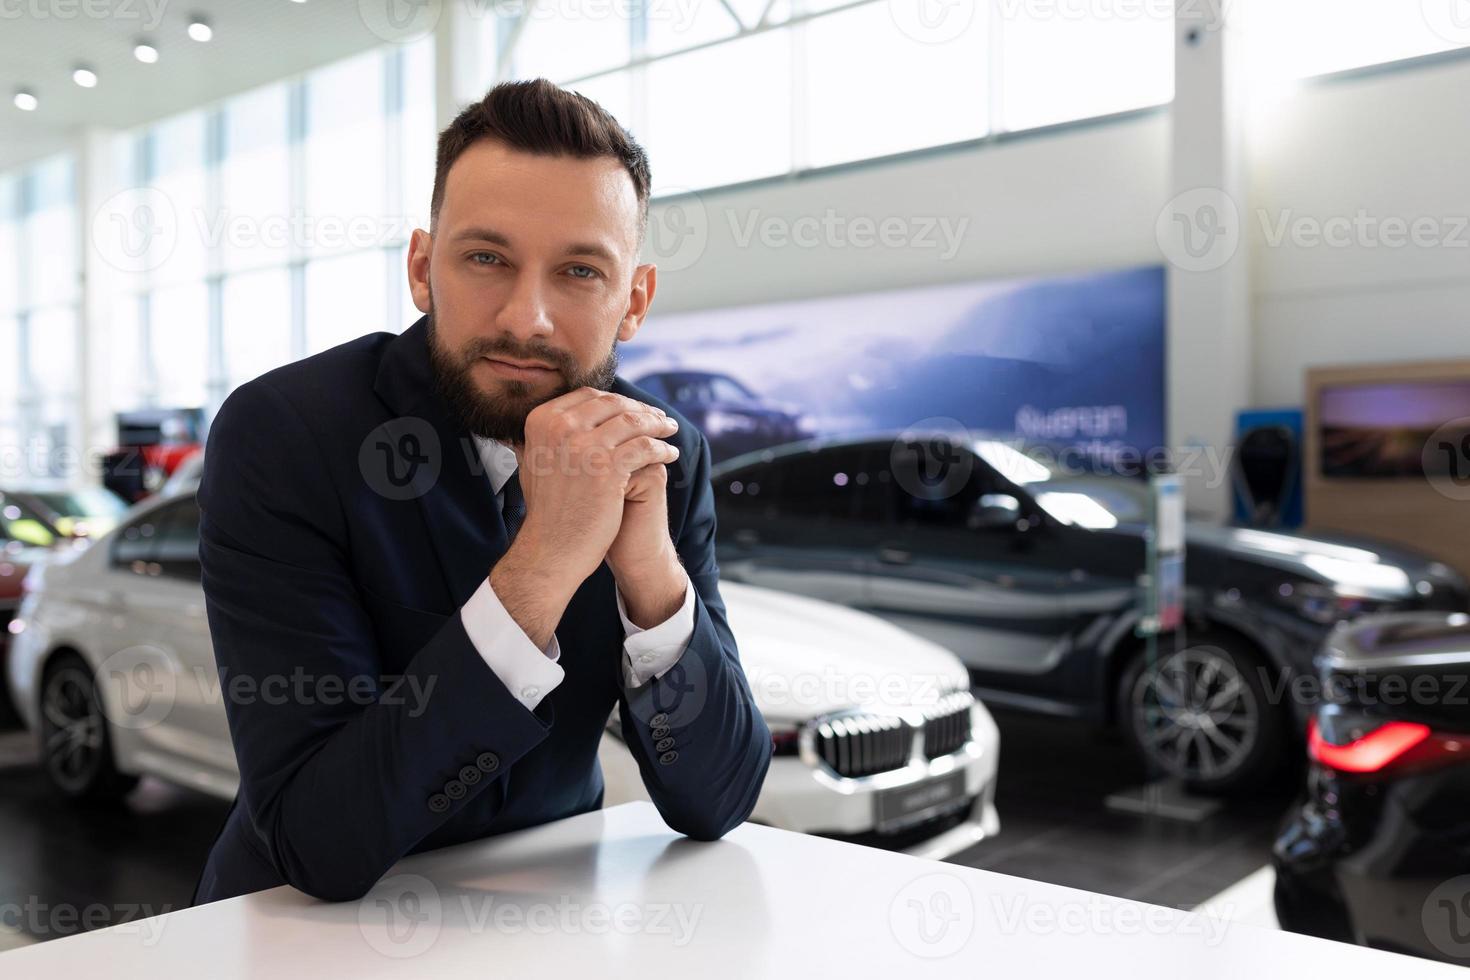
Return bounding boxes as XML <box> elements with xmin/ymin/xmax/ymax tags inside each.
<box><xmin>461</xmin><ymin>576</ymin><xmax>566</xmax><ymax>711</ymax></box>
<box><xmin>616</xmin><ymin>571</ymin><xmax>696</xmax><ymax>689</ymax></box>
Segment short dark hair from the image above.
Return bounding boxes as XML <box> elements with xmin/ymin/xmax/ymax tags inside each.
<box><xmin>430</xmin><ymin>78</ymin><xmax>651</xmax><ymax>243</ymax></box>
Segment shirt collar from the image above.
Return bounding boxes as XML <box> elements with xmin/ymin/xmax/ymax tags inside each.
<box><xmin>470</xmin><ymin>434</ymin><xmax>518</xmax><ymax>495</ymax></box>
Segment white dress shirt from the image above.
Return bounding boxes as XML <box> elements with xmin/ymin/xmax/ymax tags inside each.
<box><xmin>458</xmin><ymin>434</ymin><xmax>696</xmax><ymax>712</ymax></box>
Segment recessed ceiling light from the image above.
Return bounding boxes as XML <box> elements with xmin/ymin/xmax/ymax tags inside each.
<box><xmin>73</xmin><ymin>66</ymin><xmax>98</xmax><ymax>88</ymax></box>
<box><xmin>14</xmin><ymin>89</ymin><xmax>37</xmax><ymax>111</ymax></box>
<box><xmin>187</xmin><ymin>18</ymin><xmax>212</xmax><ymax>42</ymax></box>
<box><xmin>134</xmin><ymin>41</ymin><xmax>159</xmax><ymax>64</ymax></box>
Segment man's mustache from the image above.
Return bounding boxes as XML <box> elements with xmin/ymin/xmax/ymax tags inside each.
<box><xmin>460</xmin><ymin>340</ymin><xmax>572</xmax><ymax>378</ymax></box>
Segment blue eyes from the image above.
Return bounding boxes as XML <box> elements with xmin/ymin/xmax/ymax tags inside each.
<box><xmin>468</xmin><ymin>253</ymin><xmax>598</xmax><ymax>280</ymax></box>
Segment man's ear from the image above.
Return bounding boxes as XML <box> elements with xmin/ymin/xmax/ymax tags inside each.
<box><xmin>407</xmin><ymin>227</ymin><xmax>433</xmax><ymax>313</ymax></box>
<box><xmin>617</xmin><ymin>263</ymin><xmax>658</xmax><ymax>342</ymax></box>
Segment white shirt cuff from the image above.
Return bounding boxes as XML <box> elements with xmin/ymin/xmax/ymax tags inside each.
<box><xmin>461</xmin><ymin>577</ymin><xmax>566</xmax><ymax>711</ymax></box>
<box><xmin>615</xmin><ymin>571</ymin><xmax>696</xmax><ymax>689</ymax></box>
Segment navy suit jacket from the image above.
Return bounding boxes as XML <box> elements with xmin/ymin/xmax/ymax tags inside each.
<box><xmin>190</xmin><ymin>316</ymin><xmax>771</xmax><ymax>904</ymax></box>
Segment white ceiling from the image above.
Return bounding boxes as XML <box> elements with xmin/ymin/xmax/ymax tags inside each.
<box><xmin>0</xmin><ymin>0</ymin><xmax>428</xmax><ymax>171</ymax></box>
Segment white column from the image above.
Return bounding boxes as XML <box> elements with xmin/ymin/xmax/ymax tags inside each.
<box><xmin>75</xmin><ymin>126</ymin><xmax>123</xmax><ymax>486</ymax></box>
<box><xmin>434</xmin><ymin>0</ymin><xmax>488</xmax><ymax>132</ymax></box>
<box><xmin>1160</xmin><ymin>0</ymin><xmax>1251</xmax><ymax>519</ymax></box>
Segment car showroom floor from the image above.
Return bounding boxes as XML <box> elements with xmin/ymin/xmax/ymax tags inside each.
<box><xmin>0</xmin><ymin>707</ymin><xmax>1290</xmax><ymax>949</ymax></box>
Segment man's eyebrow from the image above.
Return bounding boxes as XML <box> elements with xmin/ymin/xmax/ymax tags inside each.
<box><xmin>563</xmin><ymin>241</ymin><xmax>619</xmax><ymax>264</ymax></box>
<box><xmin>450</xmin><ymin>226</ymin><xmax>512</xmax><ymax>246</ymax></box>
<box><xmin>450</xmin><ymin>226</ymin><xmax>618</xmax><ymax>264</ymax></box>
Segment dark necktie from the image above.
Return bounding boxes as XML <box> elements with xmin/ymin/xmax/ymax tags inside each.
<box><xmin>501</xmin><ymin>470</ymin><xmax>526</xmax><ymax>543</ymax></box>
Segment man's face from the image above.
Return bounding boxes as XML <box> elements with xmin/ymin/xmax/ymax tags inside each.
<box><xmin>408</xmin><ymin>139</ymin><xmax>656</xmax><ymax>444</ymax></box>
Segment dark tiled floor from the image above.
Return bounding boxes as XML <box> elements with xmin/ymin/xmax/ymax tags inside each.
<box><xmin>0</xmin><ymin>730</ymin><xmax>229</xmax><ymax>947</ymax></box>
<box><xmin>949</xmin><ymin>709</ymin><xmax>1292</xmax><ymax>910</ymax></box>
<box><xmin>0</xmin><ymin>707</ymin><xmax>1292</xmax><ymax>946</ymax></box>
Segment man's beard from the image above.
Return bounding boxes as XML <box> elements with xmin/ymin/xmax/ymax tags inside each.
<box><xmin>426</xmin><ymin>311</ymin><xmax>619</xmax><ymax>445</ymax></box>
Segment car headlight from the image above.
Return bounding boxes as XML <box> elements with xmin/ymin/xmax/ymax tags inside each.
<box><xmin>1282</xmin><ymin>582</ymin><xmax>1385</xmax><ymax>625</ymax></box>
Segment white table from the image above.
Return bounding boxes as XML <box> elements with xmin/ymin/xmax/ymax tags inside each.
<box><xmin>3</xmin><ymin>802</ymin><xmax>1458</xmax><ymax>978</ymax></box>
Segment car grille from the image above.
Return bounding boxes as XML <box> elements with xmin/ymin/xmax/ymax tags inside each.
<box><xmin>813</xmin><ymin>713</ymin><xmax>910</xmax><ymax>778</ymax></box>
<box><xmin>923</xmin><ymin>691</ymin><xmax>975</xmax><ymax>760</ymax></box>
<box><xmin>811</xmin><ymin>692</ymin><xmax>976</xmax><ymax>778</ymax></box>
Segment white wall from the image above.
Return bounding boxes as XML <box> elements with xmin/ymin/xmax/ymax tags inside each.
<box><xmin>645</xmin><ymin>51</ymin><xmax>1470</xmax><ymax>451</ymax></box>
<box><xmin>1250</xmin><ymin>56</ymin><xmax>1470</xmax><ymax>406</ymax></box>
<box><xmin>647</xmin><ymin>113</ymin><xmax>1170</xmax><ymax>314</ymax></box>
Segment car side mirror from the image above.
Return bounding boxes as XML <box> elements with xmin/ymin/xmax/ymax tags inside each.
<box><xmin>968</xmin><ymin>493</ymin><xmax>1022</xmax><ymax>531</ymax></box>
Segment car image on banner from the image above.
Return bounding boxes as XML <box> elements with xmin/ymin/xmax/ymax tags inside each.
<box><xmin>625</xmin><ymin>264</ymin><xmax>1167</xmax><ymax>467</ymax></box>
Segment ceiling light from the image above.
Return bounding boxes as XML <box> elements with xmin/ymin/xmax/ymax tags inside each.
<box><xmin>134</xmin><ymin>41</ymin><xmax>159</xmax><ymax>64</ymax></box>
<box><xmin>187</xmin><ymin>18</ymin><xmax>212</xmax><ymax>42</ymax></box>
<box><xmin>14</xmin><ymin>89</ymin><xmax>37</xmax><ymax>111</ymax></box>
<box><xmin>73</xmin><ymin>66</ymin><xmax>98</xmax><ymax>88</ymax></box>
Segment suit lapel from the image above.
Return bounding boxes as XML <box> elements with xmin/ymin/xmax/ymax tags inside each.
<box><xmin>373</xmin><ymin>317</ymin><xmax>510</xmax><ymax>609</ymax></box>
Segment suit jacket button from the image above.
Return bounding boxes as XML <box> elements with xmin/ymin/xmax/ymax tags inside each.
<box><xmin>459</xmin><ymin>765</ymin><xmax>481</xmax><ymax>785</ymax></box>
<box><xmin>476</xmin><ymin>752</ymin><xmax>500</xmax><ymax>773</ymax></box>
<box><xmin>650</xmin><ymin>713</ymin><xmax>670</xmax><ymax>727</ymax></box>
<box><xmin>428</xmin><ymin>793</ymin><xmax>450</xmax><ymax>813</ymax></box>
<box><xmin>658</xmin><ymin>750</ymin><xmax>679</xmax><ymax>765</ymax></box>
<box><xmin>656</xmin><ymin>737</ymin><xmax>676</xmax><ymax>751</ymax></box>
<box><xmin>444</xmin><ymin>779</ymin><xmax>467</xmax><ymax>800</ymax></box>
<box><xmin>652</xmin><ymin>726</ymin><xmax>670</xmax><ymax>739</ymax></box>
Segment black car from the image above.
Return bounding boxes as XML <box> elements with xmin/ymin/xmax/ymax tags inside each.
<box><xmin>633</xmin><ymin>370</ymin><xmax>809</xmax><ymax>463</ymax></box>
<box><xmin>1274</xmin><ymin>613</ymin><xmax>1470</xmax><ymax>965</ymax></box>
<box><xmin>711</xmin><ymin>433</ymin><xmax>1469</xmax><ymax>793</ymax></box>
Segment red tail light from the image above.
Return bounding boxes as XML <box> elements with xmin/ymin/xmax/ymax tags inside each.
<box><xmin>1308</xmin><ymin>717</ymin><xmax>1469</xmax><ymax>774</ymax></box>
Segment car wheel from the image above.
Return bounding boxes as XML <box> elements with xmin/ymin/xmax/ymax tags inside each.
<box><xmin>38</xmin><ymin>653</ymin><xmax>139</xmax><ymax>802</ymax></box>
<box><xmin>1118</xmin><ymin>634</ymin><xmax>1285</xmax><ymax>795</ymax></box>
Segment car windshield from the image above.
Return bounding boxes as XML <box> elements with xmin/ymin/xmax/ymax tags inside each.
<box><xmin>31</xmin><ymin>488</ymin><xmax>127</xmax><ymax>518</ymax></box>
<box><xmin>671</xmin><ymin>376</ymin><xmax>758</xmax><ymax>406</ymax></box>
<box><xmin>0</xmin><ymin>499</ymin><xmax>57</xmax><ymax>548</ymax></box>
<box><xmin>973</xmin><ymin>440</ymin><xmax>1153</xmax><ymax>528</ymax></box>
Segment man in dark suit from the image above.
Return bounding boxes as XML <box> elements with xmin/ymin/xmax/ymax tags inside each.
<box><xmin>191</xmin><ymin>79</ymin><xmax>771</xmax><ymax>905</ymax></box>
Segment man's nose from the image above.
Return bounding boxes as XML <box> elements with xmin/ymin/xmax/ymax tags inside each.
<box><xmin>496</xmin><ymin>273</ymin><xmax>555</xmax><ymax>340</ymax></box>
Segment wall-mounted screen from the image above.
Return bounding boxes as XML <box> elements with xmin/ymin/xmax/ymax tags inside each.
<box><xmin>1319</xmin><ymin>380</ymin><xmax>1470</xmax><ymax>479</ymax></box>
<box><xmin>626</xmin><ymin>265</ymin><xmax>1166</xmax><ymax>468</ymax></box>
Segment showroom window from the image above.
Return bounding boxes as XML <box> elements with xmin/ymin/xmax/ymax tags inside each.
<box><xmin>0</xmin><ymin>155</ymin><xmax>81</xmax><ymax>477</ymax></box>
<box><xmin>108</xmin><ymin>36</ymin><xmax>436</xmax><ymax>424</ymax></box>
<box><xmin>1241</xmin><ymin>0</ymin><xmax>1470</xmax><ymax>82</ymax></box>
<box><xmin>483</xmin><ymin>0</ymin><xmax>1171</xmax><ymax>191</ymax></box>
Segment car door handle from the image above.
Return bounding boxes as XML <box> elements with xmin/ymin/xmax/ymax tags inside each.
<box><xmin>877</xmin><ymin>546</ymin><xmax>912</xmax><ymax>565</ymax></box>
